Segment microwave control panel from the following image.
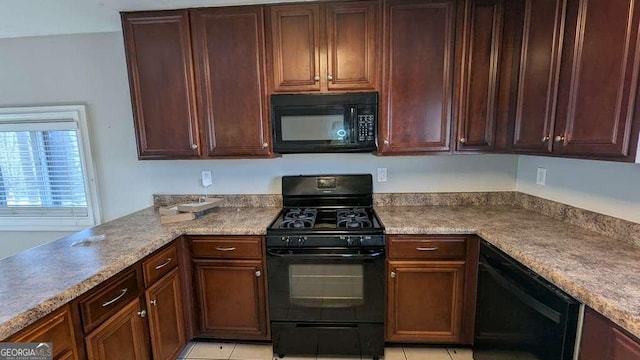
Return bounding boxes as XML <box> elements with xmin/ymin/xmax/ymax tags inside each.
<box><xmin>357</xmin><ymin>114</ymin><xmax>375</xmax><ymax>142</ymax></box>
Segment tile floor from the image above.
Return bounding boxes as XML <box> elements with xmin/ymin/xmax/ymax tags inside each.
<box><xmin>176</xmin><ymin>342</ymin><xmax>475</xmax><ymax>360</ymax></box>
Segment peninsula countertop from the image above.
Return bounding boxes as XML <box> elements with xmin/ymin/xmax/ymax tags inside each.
<box><xmin>0</xmin><ymin>206</ymin><xmax>281</xmax><ymax>340</ymax></box>
<box><xmin>1</xmin><ymin>203</ymin><xmax>639</xmax><ymax>344</ymax></box>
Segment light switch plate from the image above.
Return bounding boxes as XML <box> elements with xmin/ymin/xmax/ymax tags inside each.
<box><xmin>377</xmin><ymin>168</ymin><xmax>388</xmax><ymax>183</ymax></box>
<box><xmin>536</xmin><ymin>168</ymin><xmax>547</xmax><ymax>186</ymax></box>
<box><xmin>201</xmin><ymin>170</ymin><xmax>212</xmax><ymax>187</ymax></box>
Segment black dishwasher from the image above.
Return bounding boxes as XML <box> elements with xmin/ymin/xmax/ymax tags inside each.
<box><xmin>474</xmin><ymin>240</ymin><xmax>584</xmax><ymax>360</ymax></box>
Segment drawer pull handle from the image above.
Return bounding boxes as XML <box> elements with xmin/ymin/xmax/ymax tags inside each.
<box><xmin>416</xmin><ymin>247</ymin><xmax>439</xmax><ymax>251</ymax></box>
<box><xmin>102</xmin><ymin>288</ymin><xmax>128</xmax><ymax>307</ymax></box>
<box><xmin>390</xmin><ymin>271</ymin><xmax>396</xmax><ymax>278</ymax></box>
<box><xmin>154</xmin><ymin>258</ymin><xmax>172</xmax><ymax>270</ymax></box>
<box><xmin>150</xmin><ymin>299</ymin><xmax>157</xmax><ymax>306</ymax></box>
<box><xmin>215</xmin><ymin>247</ymin><xmax>236</xmax><ymax>251</ymax></box>
<box><xmin>138</xmin><ymin>310</ymin><xmax>147</xmax><ymax>318</ymax></box>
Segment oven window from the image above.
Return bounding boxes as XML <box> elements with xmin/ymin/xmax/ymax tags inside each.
<box><xmin>289</xmin><ymin>264</ymin><xmax>363</xmax><ymax>308</ymax></box>
<box><xmin>281</xmin><ymin>115</ymin><xmax>347</xmax><ymax>141</ymax></box>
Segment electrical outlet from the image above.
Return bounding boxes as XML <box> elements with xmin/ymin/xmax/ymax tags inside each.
<box><xmin>377</xmin><ymin>168</ymin><xmax>388</xmax><ymax>183</ymax></box>
<box><xmin>536</xmin><ymin>168</ymin><xmax>547</xmax><ymax>186</ymax></box>
<box><xmin>201</xmin><ymin>170</ymin><xmax>213</xmax><ymax>187</ymax></box>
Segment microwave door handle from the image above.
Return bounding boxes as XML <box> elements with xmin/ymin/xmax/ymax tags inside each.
<box><xmin>481</xmin><ymin>260</ymin><xmax>562</xmax><ymax>324</ymax></box>
<box><xmin>349</xmin><ymin>107</ymin><xmax>356</xmax><ymax>141</ymax></box>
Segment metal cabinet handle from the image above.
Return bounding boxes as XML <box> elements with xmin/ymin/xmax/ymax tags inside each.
<box><xmin>459</xmin><ymin>137</ymin><xmax>467</xmax><ymax>144</ymax></box>
<box><xmin>390</xmin><ymin>271</ymin><xmax>396</xmax><ymax>278</ymax></box>
<box><xmin>327</xmin><ymin>75</ymin><xmax>333</xmax><ymax>81</ymax></box>
<box><xmin>383</xmin><ymin>139</ymin><xmax>389</xmax><ymax>145</ymax></box>
<box><xmin>255</xmin><ymin>270</ymin><xmax>262</xmax><ymax>277</ymax></box>
<box><xmin>138</xmin><ymin>309</ymin><xmax>147</xmax><ymax>318</ymax></box>
<box><xmin>554</xmin><ymin>135</ymin><xmax>565</xmax><ymax>142</ymax></box>
<box><xmin>190</xmin><ymin>143</ymin><xmax>198</xmax><ymax>150</ymax></box>
<box><xmin>154</xmin><ymin>258</ymin><xmax>172</xmax><ymax>270</ymax></box>
<box><xmin>262</xmin><ymin>142</ymin><xmax>268</xmax><ymax>149</ymax></box>
<box><xmin>314</xmin><ymin>75</ymin><xmax>320</xmax><ymax>81</ymax></box>
<box><xmin>416</xmin><ymin>247</ymin><xmax>439</xmax><ymax>251</ymax></box>
<box><xmin>150</xmin><ymin>300</ymin><xmax>157</xmax><ymax>306</ymax></box>
<box><xmin>102</xmin><ymin>288</ymin><xmax>128</xmax><ymax>307</ymax></box>
<box><xmin>542</xmin><ymin>136</ymin><xmax>550</xmax><ymax>142</ymax></box>
<box><xmin>215</xmin><ymin>247</ymin><xmax>236</xmax><ymax>251</ymax></box>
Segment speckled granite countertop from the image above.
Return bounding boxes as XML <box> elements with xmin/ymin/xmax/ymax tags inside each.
<box><xmin>0</xmin><ymin>206</ymin><xmax>281</xmax><ymax>340</ymax></box>
<box><xmin>375</xmin><ymin>205</ymin><xmax>640</xmax><ymax>339</ymax></box>
<box><xmin>1</xmin><ymin>202</ymin><xmax>639</xmax><ymax>343</ymax></box>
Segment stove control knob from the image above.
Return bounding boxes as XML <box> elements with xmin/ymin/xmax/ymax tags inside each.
<box><xmin>346</xmin><ymin>236</ymin><xmax>354</xmax><ymax>246</ymax></box>
<box><xmin>281</xmin><ymin>236</ymin><xmax>290</xmax><ymax>246</ymax></box>
<box><xmin>357</xmin><ymin>236</ymin><xmax>365</xmax><ymax>246</ymax></box>
<box><xmin>297</xmin><ymin>236</ymin><xmax>307</xmax><ymax>247</ymax></box>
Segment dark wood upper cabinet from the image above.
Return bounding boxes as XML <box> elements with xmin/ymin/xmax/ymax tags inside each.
<box><xmin>268</xmin><ymin>2</ymin><xmax>378</xmax><ymax>93</ymax></box>
<box><xmin>326</xmin><ymin>2</ymin><xmax>378</xmax><ymax>91</ymax></box>
<box><xmin>122</xmin><ymin>11</ymin><xmax>200</xmax><ymax>159</ymax></box>
<box><xmin>269</xmin><ymin>4</ymin><xmax>322</xmax><ymax>92</ymax></box>
<box><xmin>379</xmin><ymin>0</ymin><xmax>456</xmax><ymax>154</ymax></box>
<box><xmin>511</xmin><ymin>0</ymin><xmax>565</xmax><ymax>153</ymax></box>
<box><xmin>191</xmin><ymin>7</ymin><xmax>272</xmax><ymax>157</ymax></box>
<box><xmin>554</xmin><ymin>0</ymin><xmax>640</xmax><ymax>158</ymax></box>
<box><xmin>455</xmin><ymin>0</ymin><xmax>504</xmax><ymax>152</ymax></box>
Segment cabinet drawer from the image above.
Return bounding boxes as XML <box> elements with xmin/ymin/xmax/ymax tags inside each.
<box><xmin>388</xmin><ymin>236</ymin><xmax>466</xmax><ymax>260</ymax></box>
<box><xmin>80</xmin><ymin>269</ymin><xmax>140</xmax><ymax>332</ymax></box>
<box><xmin>191</xmin><ymin>236</ymin><xmax>263</xmax><ymax>259</ymax></box>
<box><xmin>143</xmin><ymin>243</ymin><xmax>178</xmax><ymax>287</ymax></box>
<box><xmin>10</xmin><ymin>305</ymin><xmax>77</xmax><ymax>359</ymax></box>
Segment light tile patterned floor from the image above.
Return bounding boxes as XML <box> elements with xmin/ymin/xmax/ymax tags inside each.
<box><xmin>177</xmin><ymin>342</ymin><xmax>475</xmax><ymax>360</ymax></box>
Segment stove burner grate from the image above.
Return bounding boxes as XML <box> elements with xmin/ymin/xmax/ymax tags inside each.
<box><xmin>280</xmin><ymin>208</ymin><xmax>318</xmax><ymax>229</ymax></box>
<box><xmin>337</xmin><ymin>208</ymin><xmax>373</xmax><ymax>229</ymax></box>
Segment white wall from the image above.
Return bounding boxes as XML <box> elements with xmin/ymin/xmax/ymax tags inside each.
<box><xmin>0</xmin><ymin>31</ymin><xmax>519</xmax><ymax>258</ymax></box>
<box><xmin>516</xmin><ymin>155</ymin><xmax>640</xmax><ymax>223</ymax></box>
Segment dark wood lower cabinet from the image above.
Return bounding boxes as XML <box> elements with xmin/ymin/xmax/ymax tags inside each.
<box><xmin>8</xmin><ymin>305</ymin><xmax>78</xmax><ymax>360</ymax></box>
<box><xmin>145</xmin><ymin>268</ymin><xmax>186</xmax><ymax>360</ymax></box>
<box><xmin>85</xmin><ymin>299</ymin><xmax>149</xmax><ymax>360</ymax></box>
<box><xmin>580</xmin><ymin>307</ymin><xmax>640</xmax><ymax>360</ymax></box>
<box><xmin>193</xmin><ymin>259</ymin><xmax>268</xmax><ymax>340</ymax></box>
<box><xmin>387</xmin><ymin>260</ymin><xmax>466</xmax><ymax>343</ymax></box>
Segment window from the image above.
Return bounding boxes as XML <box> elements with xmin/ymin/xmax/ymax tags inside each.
<box><xmin>0</xmin><ymin>105</ymin><xmax>101</xmax><ymax>231</ymax></box>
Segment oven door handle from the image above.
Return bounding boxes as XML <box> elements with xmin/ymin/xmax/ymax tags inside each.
<box><xmin>266</xmin><ymin>249</ymin><xmax>384</xmax><ymax>259</ymax></box>
<box><xmin>482</xmin><ymin>261</ymin><xmax>562</xmax><ymax>324</ymax></box>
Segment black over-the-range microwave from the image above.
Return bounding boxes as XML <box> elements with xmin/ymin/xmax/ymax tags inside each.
<box><xmin>271</xmin><ymin>92</ymin><xmax>378</xmax><ymax>153</ymax></box>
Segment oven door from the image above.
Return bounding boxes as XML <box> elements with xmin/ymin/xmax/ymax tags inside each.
<box><xmin>266</xmin><ymin>247</ymin><xmax>385</xmax><ymax>323</ymax></box>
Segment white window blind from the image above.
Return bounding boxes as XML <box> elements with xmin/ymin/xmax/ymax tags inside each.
<box><xmin>0</xmin><ymin>105</ymin><xmax>101</xmax><ymax>231</ymax></box>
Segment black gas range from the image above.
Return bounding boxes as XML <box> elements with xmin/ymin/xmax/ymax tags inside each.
<box><xmin>266</xmin><ymin>174</ymin><xmax>385</xmax><ymax>360</ymax></box>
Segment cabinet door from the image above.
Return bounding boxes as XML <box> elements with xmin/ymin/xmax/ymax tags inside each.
<box><xmin>85</xmin><ymin>300</ymin><xmax>149</xmax><ymax>360</ymax></box>
<box><xmin>380</xmin><ymin>0</ymin><xmax>456</xmax><ymax>154</ymax></box>
<box><xmin>581</xmin><ymin>307</ymin><xmax>640</xmax><ymax>360</ymax></box>
<box><xmin>612</xmin><ymin>328</ymin><xmax>640</xmax><ymax>360</ymax></box>
<box><xmin>326</xmin><ymin>1</ymin><xmax>378</xmax><ymax>91</ymax></box>
<box><xmin>122</xmin><ymin>11</ymin><xmax>200</xmax><ymax>159</ymax></box>
<box><xmin>512</xmin><ymin>0</ymin><xmax>565</xmax><ymax>153</ymax></box>
<box><xmin>269</xmin><ymin>4</ymin><xmax>321</xmax><ymax>92</ymax></box>
<box><xmin>145</xmin><ymin>269</ymin><xmax>186</xmax><ymax>360</ymax></box>
<box><xmin>191</xmin><ymin>7</ymin><xmax>272</xmax><ymax>157</ymax></box>
<box><xmin>193</xmin><ymin>259</ymin><xmax>268</xmax><ymax>340</ymax></box>
<box><xmin>9</xmin><ymin>305</ymin><xmax>78</xmax><ymax>360</ymax></box>
<box><xmin>455</xmin><ymin>0</ymin><xmax>504</xmax><ymax>152</ymax></box>
<box><xmin>387</xmin><ymin>261</ymin><xmax>465</xmax><ymax>343</ymax></box>
<box><xmin>555</xmin><ymin>0</ymin><xmax>640</xmax><ymax>158</ymax></box>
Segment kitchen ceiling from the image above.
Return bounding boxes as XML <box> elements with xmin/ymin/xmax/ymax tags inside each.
<box><xmin>0</xmin><ymin>0</ymin><xmax>299</xmax><ymax>39</ymax></box>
